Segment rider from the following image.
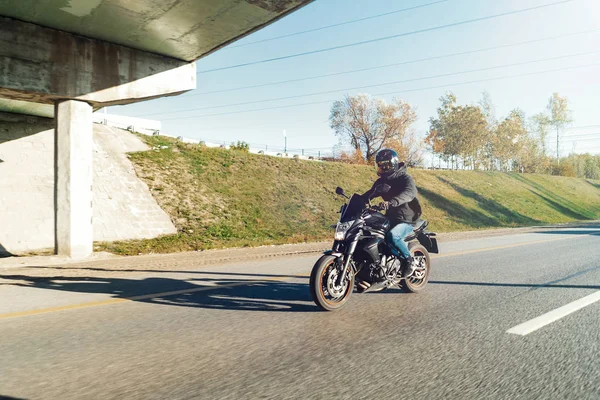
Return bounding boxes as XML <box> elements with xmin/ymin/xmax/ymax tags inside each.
<box><xmin>365</xmin><ymin>148</ymin><xmax>422</xmax><ymax>278</ymax></box>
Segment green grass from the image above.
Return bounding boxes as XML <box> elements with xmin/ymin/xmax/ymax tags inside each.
<box><xmin>96</xmin><ymin>136</ymin><xmax>600</xmax><ymax>255</ymax></box>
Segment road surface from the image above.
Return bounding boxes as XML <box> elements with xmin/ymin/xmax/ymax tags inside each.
<box><xmin>1</xmin><ymin>225</ymin><xmax>599</xmax><ymax>399</ymax></box>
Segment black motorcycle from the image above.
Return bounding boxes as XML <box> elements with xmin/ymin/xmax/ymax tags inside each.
<box><xmin>309</xmin><ymin>185</ymin><xmax>439</xmax><ymax>311</ymax></box>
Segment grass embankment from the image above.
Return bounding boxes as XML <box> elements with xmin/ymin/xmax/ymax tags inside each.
<box><xmin>97</xmin><ymin>135</ymin><xmax>600</xmax><ymax>255</ymax></box>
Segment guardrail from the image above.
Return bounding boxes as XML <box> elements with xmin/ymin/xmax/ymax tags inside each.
<box><xmin>92</xmin><ymin>112</ymin><xmax>161</xmax><ymax>136</ymax></box>
<box><xmin>93</xmin><ymin>113</ymin><xmax>337</xmax><ymax>161</ymax></box>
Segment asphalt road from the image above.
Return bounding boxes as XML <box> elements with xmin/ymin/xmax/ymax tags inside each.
<box><xmin>1</xmin><ymin>225</ymin><xmax>600</xmax><ymax>399</ymax></box>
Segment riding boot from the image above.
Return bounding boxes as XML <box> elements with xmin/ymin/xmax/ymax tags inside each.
<box><xmin>401</xmin><ymin>256</ymin><xmax>416</xmax><ymax>278</ymax></box>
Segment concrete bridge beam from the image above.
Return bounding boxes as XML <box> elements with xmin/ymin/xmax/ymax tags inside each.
<box><xmin>0</xmin><ymin>16</ymin><xmax>196</xmax><ymax>109</ymax></box>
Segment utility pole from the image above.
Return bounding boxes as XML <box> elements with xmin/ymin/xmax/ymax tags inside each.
<box><xmin>557</xmin><ymin>127</ymin><xmax>560</xmax><ymax>165</ymax></box>
<box><xmin>283</xmin><ymin>129</ymin><xmax>287</xmax><ymax>154</ymax></box>
<box><xmin>572</xmin><ymin>142</ymin><xmax>577</xmax><ymax>171</ymax></box>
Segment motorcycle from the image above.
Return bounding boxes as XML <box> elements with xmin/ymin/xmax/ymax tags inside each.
<box><xmin>309</xmin><ymin>185</ymin><xmax>439</xmax><ymax>311</ymax></box>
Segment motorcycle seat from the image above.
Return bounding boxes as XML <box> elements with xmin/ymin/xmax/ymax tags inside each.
<box><xmin>403</xmin><ymin>220</ymin><xmax>428</xmax><ymax>242</ymax></box>
<box><xmin>413</xmin><ymin>219</ymin><xmax>428</xmax><ymax>232</ymax></box>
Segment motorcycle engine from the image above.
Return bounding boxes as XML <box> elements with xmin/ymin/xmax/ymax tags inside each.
<box><xmin>356</xmin><ymin>261</ymin><xmax>386</xmax><ymax>283</ymax></box>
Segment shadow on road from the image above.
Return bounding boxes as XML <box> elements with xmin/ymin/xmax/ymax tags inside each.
<box><xmin>0</xmin><ymin>273</ymin><xmax>318</xmax><ymax>313</ymax></box>
<box><xmin>430</xmin><ymin>280</ymin><xmax>600</xmax><ymax>290</ymax></box>
<box><xmin>24</xmin><ymin>267</ymin><xmax>306</xmax><ymax>278</ymax></box>
<box><xmin>431</xmin><ymin>263</ymin><xmax>600</xmax><ymax>290</ymax></box>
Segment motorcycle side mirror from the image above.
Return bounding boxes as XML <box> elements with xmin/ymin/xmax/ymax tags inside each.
<box><xmin>335</xmin><ymin>187</ymin><xmax>345</xmax><ymax>196</ymax></box>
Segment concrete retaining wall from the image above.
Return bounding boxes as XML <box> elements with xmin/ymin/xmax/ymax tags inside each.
<box><xmin>0</xmin><ymin>113</ymin><xmax>176</xmax><ymax>254</ymax></box>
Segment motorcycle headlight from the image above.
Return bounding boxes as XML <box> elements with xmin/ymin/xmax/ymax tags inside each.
<box><xmin>334</xmin><ymin>221</ymin><xmax>353</xmax><ymax>241</ymax></box>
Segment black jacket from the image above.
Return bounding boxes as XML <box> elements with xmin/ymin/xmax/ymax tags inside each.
<box><xmin>365</xmin><ymin>163</ymin><xmax>422</xmax><ymax>225</ymax></box>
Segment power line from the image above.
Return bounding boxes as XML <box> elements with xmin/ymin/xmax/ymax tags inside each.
<box><xmin>560</xmin><ymin>133</ymin><xmax>600</xmax><ymax>140</ymax></box>
<box><xmin>561</xmin><ymin>132</ymin><xmax>600</xmax><ymax>137</ymax></box>
<box><xmin>226</xmin><ymin>0</ymin><xmax>449</xmax><ymax>49</ymax></box>
<box><xmin>147</xmin><ymin>50</ymin><xmax>600</xmax><ymax>117</ymax></box>
<box><xmin>566</xmin><ymin>124</ymin><xmax>600</xmax><ymax>130</ymax></box>
<box><xmin>561</xmin><ymin>136</ymin><xmax>600</xmax><ymax>141</ymax></box>
<box><xmin>158</xmin><ymin>62</ymin><xmax>600</xmax><ymax>121</ymax></box>
<box><xmin>194</xmin><ymin>117</ymin><xmax>324</xmax><ymax>132</ymax></box>
<box><xmin>189</xmin><ymin>29</ymin><xmax>600</xmax><ymax>96</ymax></box>
<box><xmin>197</xmin><ymin>0</ymin><xmax>577</xmax><ymax>73</ymax></box>
<box><xmin>559</xmin><ymin>129</ymin><xmax>600</xmax><ymax>137</ymax></box>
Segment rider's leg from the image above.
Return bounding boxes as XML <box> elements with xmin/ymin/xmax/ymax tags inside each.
<box><xmin>387</xmin><ymin>223</ymin><xmax>416</xmax><ymax>277</ymax></box>
<box><xmin>387</xmin><ymin>223</ymin><xmax>413</xmax><ymax>258</ymax></box>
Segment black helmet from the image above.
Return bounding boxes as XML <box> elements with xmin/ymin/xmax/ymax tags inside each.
<box><xmin>375</xmin><ymin>149</ymin><xmax>399</xmax><ymax>177</ymax></box>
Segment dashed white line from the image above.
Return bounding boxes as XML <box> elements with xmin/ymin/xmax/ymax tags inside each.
<box><xmin>507</xmin><ymin>290</ymin><xmax>600</xmax><ymax>336</ymax></box>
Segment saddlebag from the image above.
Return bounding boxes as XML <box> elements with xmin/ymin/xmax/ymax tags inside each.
<box><xmin>417</xmin><ymin>232</ymin><xmax>439</xmax><ymax>254</ymax></box>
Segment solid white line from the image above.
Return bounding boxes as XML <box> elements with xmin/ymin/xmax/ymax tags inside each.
<box><xmin>507</xmin><ymin>290</ymin><xmax>600</xmax><ymax>336</ymax></box>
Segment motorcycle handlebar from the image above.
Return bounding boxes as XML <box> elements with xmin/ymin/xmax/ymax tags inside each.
<box><xmin>367</xmin><ymin>204</ymin><xmax>384</xmax><ymax>213</ymax></box>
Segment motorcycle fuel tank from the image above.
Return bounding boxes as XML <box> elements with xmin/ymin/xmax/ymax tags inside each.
<box><xmin>364</xmin><ymin>212</ymin><xmax>390</xmax><ymax>231</ymax></box>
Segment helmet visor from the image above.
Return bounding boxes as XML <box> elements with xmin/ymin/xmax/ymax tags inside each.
<box><xmin>376</xmin><ymin>160</ymin><xmax>395</xmax><ymax>176</ymax></box>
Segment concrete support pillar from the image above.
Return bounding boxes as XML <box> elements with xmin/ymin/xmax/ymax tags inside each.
<box><xmin>55</xmin><ymin>100</ymin><xmax>93</xmax><ymax>258</ymax></box>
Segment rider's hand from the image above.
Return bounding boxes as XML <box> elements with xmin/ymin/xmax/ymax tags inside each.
<box><xmin>378</xmin><ymin>201</ymin><xmax>390</xmax><ymax>211</ymax></box>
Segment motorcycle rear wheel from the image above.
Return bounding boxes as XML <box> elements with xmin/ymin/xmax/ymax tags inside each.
<box><xmin>400</xmin><ymin>243</ymin><xmax>431</xmax><ymax>293</ymax></box>
<box><xmin>309</xmin><ymin>255</ymin><xmax>354</xmax><ymax>311</ymax></box>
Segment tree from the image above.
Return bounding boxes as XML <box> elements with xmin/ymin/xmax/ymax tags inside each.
<box><xmin>479</xmin><ymin>91</ymin><xmax>498</xmax><ymax>129</ymax></box>
<box><xmin>531</xmin><ymin>113</ymin><xmax>551</xmax><ymax>156</ymax></box>
<box><xmin>546</xmin><ymin>92</ymin><xmax>573</xmax><ymax>163</ymax></box>
<box><xmin>514</xmin><ymin>135</ymin><xmax>543</xmax><ymax>173</ymax></box>
<box><xmin>478</xmin><ymin>91</ymin><xmax>498</xmax><ymax>170</ymax></box>
<box><xmin>494</xmin><ymin>109</ymin><xmax>529</xmax><ymax>171</ymax></box>
<box><xmin>329</xmin><ymin>94</ymin><xmax>418</xmax><ymax>163</ymax></box>
<box><xmin>427</xmin><ymin>93</ymin><xmax>488</xmax><ymax>170</ymax></box>
<box><xmin>424</xmin><ymin>128</ymin><xmax>445</xmax><ymax>168</ymax></box>
<box><xmin>571</xmin><ymin>153</ymin><xmax>600</xmax><ymax>179</ymax></box>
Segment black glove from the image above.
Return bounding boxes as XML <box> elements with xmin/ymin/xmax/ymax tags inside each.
<box><xmin>378</xmin><ymin>201</ymin><xmax>390</xmax><ymax>211</ymax></box>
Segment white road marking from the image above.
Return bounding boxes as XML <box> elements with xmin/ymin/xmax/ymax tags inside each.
<box><xmin>507</xmin><ymin>290</ymin><xmax>600</xmax><ymax>336</ymax></box>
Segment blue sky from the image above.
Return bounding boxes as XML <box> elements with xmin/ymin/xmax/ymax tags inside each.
<box><xmin>111</xmin><ymin>0</ymin><xmax>600</xmax><ymax>157</ymax></box>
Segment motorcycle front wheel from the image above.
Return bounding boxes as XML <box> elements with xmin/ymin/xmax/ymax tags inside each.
<box><xmin>309</xmin><ymin>255</ymin><xmax>354</xmax><ymax>311</ymax></box>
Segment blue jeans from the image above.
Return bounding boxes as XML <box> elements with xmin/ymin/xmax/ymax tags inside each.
<box><xmin>386</xmin><ymin>223</ymin><xmax>413</xmax><ymax>259</ymax></box>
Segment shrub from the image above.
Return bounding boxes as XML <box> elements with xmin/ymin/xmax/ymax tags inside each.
<box><xmin>230</xmin><ymin>141</ymin><xmax>250</xmax><ymax>152</ymax></box>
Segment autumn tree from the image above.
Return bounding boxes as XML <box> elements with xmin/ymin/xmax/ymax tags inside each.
<box><xmin>478</xmin><ymin>91</ymin><xmax>499</xmax><ymax>170</ymax></box>
<box><xmin>425</xmin><ymin>91</ymin><xmax>578</xmax><ymax>175</ymax></box>
<box><xmin>571</xmin><ymin>154</ymin><xmax>600</xmax><ymax>179</ymax></box>
<box><xmin>329</xmin><ymin>94</ymin><xmax>419</xmax><ymax>163</ymax></box>
<box><xmin>513</xmin><ymin>135</ymin><xmax>543</xmax><ymax>173</ymax></box>
<box><xmin>531</xmin><ymin>112</ymin><xmax>551</xmax><ymax>156</ymax></box>
<box><xmin>546</xmin><ymin>92</ymin><xmax>573</xmax><ymax>163</ymax></box>
<box><xmin>427</xmin><ymin>93</ymin><xmax>488</xmax><ymax>169</ymax></box>
<box><xmin>493</xmin><ymin>109</ymin><xmax>529</xmax><ymax>171</ymax></box>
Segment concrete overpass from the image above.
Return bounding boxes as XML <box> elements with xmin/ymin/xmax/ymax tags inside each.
<box><xmin>0</xmin><ymin>0</ymin><xmax>312</xmax><ymax>258</ymax></box>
